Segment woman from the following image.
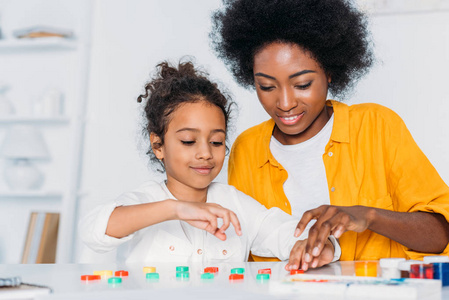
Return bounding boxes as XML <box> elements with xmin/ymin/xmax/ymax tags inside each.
<box><xmin>211</xmin><ymin>0</ymin><xmax>449</xmax><ymax>270</ymax></box>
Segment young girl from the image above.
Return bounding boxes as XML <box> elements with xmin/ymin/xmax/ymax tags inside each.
<box><xmin>80</xmin><ymin>60</ymin><xmax>339</xmax><ymax>269</ymax></box>
<box><xmin>211</xmin><ymin>0</ymin><xmax>449</xmax><ymax>268</ymax></box>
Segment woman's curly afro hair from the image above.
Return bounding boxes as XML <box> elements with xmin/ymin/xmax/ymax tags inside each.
<box><xmin>211</xmin><ymin>0</ymin><xmax>374</xmax><ymax>97</ymax></box>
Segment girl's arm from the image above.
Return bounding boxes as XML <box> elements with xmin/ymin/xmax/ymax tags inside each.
<box><xmin>106</xmin><ymin>200</ymin><xmax>242</xmax><ymax>241</ymax></box>
<box><xmin>295</xmin><ymin>206</ymin><xmax>449</xmax><ymax>265</ymax></box>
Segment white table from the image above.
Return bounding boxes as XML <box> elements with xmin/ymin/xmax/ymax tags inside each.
<box><xmin>1</xmin><ymin>261</ymin><xmax>448</xmax><ymax>299</ymax></box>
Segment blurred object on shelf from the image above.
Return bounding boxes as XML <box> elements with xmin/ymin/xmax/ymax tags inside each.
<box><xmin>13</xmin><ymin>26</ymin><xmax>74</xmax><ymax>39</ymax></box>
<box><xmin>0</xmin><ymin>82</ymin><xmax>15</xmax><ymax>116</ymax></box>
<box><xmin>0</xmin><ymin>14</ymin><xmax>3</xmax><ymax>40</ymax></box>
<box><xmin>0</xmin><ymin>125</ymin><xmax>50</xmax><ymax>190</ymax></box>
<box><xmin>22</xmin><ymin>212</ymin><xmax>60</xmax><ymax>264</ymax></box>
<box><xmin>34</xmin><ymin>89</ymin><xmax>64</xmax><ymax>117</ymax></box>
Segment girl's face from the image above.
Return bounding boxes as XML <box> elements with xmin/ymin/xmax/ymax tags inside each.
<box><xmin>253</xmin><ymin>42</ymin><xmax>331</xmax><ymax>145</ymax></box>
<box><xmin>154</xmin><ymin>100</ymin><xmax>226</xmax><ymax>201</ymax></box>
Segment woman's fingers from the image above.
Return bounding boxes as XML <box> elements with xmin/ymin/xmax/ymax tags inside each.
<box><xmin>302</xmin><ymin>206</ymin><xmax>347</xmax><ymax>262</ymax></box>
<box><xmin>296</xmin><ymin>206</ymin><xmax>329</xmax><ymax>262</ymax></box>
<box><xmin>285</xmin><ymin>240</ymin><xmax>306</xmax><ymax>271</ymax></box>
<box><xmin>309</xmin><ymin>213</ymin><xmax>344</xmax><ymax>259</ymax></box>
<box><xmin>295</xmin><ymin>208</ymin><xmax>321</xmax><ymax>237</ymax></box>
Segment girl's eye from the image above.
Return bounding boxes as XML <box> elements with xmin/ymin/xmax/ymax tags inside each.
<box><xmin>181</xmin><ymin>140</ymin><xmax>195</xmax><ymax>145</ymax></box>
<box><xmin>259</xmin><ymin>85</ymin><xmax>274</xmax><ymax>91</ymax></box>
<box><xmin>211</xmin><ymin>141</ymin><xmax>224</xmax><ymax>146</ymax></box>
<box><xmin>295</xmin><ymin>82</ymin><xmax>312</xmax><ymax>89</ymax></box>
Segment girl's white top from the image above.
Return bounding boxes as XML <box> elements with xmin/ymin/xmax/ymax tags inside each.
<box><xmin>80</xmin><ymin>181</ymin><xmax>341</xmax><ymax>263</ymax></box>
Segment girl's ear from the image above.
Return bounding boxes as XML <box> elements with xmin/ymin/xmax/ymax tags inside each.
<box><xmin>150</xmin><ymin>133</ymin><xmax>164</xmax><ymax>160</ymax></box>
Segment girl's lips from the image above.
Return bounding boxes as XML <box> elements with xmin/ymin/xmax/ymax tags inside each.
<box><xmin>191</xmin><ymin>167</ymin><xmax>213</xmax><ymax>175</ymax></box>
<box><xmin>278</xmin><ymin>112</ymin><xmax>304</xmax><ymax>125</ymax></box>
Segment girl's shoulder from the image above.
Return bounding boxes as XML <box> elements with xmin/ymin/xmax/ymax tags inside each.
<box><xmin>208</xmin><ymin>182</ymin><xmax>262</xmax><ymax>207</ymax></box>
<box><xmin>208</xmin><ymin>182</ymin><xmax>239</xmax><ymax>197</ymax></box>
<box><xmin>115</xmin><ymin>180</ymin><xmax>169</xmax><ymax>205</ymax></box>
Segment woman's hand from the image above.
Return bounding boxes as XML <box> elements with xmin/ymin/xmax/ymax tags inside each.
<box><xmin>176</xmin><ymin>201</ymin><xmax>242</xmax><ymax>241</ymax></box>
<box><xmin>294</xmin><ymin>205</ymin><xmax>373</xmax><ymax>265</ymax></box>
<box><xmin>285</xmin><ymin>238</ymin><xmax>335</xmax><ymax>271</ymax></box>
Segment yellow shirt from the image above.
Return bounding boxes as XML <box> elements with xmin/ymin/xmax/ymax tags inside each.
<box><xmin>228</xmin><ymin>100</ymin><xmax>449</xmax><ymax>261</ymax></box>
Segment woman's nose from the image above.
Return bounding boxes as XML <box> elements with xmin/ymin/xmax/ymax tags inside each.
<box><xmin>277</xmin><ymin>87</ymin><xmax>297</xmax><ymax>112</ymax></box>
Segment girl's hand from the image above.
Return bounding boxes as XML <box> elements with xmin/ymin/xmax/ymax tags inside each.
<box><xmin>294</xmin><ymin>205</ymin><xmax>373</xmax><ymax>265</ymax></box>
<box><xmin>176</xmin><ymin>201</ymin><xmax>242</xmax><ymax>241</ymax></box>
<box><xmin>285</xmin><ymin>238</ymin><xmax>335</xmax><ymax>271</ymax></box>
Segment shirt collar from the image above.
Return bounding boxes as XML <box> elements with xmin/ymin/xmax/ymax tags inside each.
<box><xmin>257</xmin><ymin>119</ymin><xmax>277</xmax><ymax>168</ymax></box>
<box><xmin>327</xmin><ymin>100</ymin><xmax>350</xmax><ymax>143</ymax></box>
<box><xmin>256</xmin><ymin>100</ymin><xmax>350</xmax><ymax>168</ymax></box>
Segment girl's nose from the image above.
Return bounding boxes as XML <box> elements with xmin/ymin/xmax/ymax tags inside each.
<box><xmin>195</xmin><ymin>142</ymin><xmax>213</xmax><ymax>160</ymax></box>
<box><xmin>277</xmin><ymin>87</ymin><xmax>298</xmax><ymax>112</ymax></box>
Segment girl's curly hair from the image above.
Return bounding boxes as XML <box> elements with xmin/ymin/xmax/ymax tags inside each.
<box><xmin>137</xmin><ymin>60</ymin><xmax>234</xmax><ymax>171</ymax></box>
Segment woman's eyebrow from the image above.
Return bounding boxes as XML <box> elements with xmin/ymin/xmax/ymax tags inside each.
<box><xmin>254</xmin><ymin>70</ymin><xmax>316</xmax><ymax>80</ymax></box>
<box><xmin>289</xmin><ymin>70</ymin><xmax>316</xmax><ymax>78</ymax></box>
<box><xmin>254</xmin><ymin>72</ymin><xmax>276</xmax><ymax>80</ymax></box>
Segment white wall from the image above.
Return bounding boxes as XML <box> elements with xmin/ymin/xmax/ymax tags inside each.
<box><xmin>76</xmin><ymin>1</ymin><xmax>449</xmax><ymax>262</ymax></box>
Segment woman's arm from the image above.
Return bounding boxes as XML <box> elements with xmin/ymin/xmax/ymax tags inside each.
<box><xmin>295</xmin><ymin>205</ymin><xmax>449</xmax><ymax>266</ymax></box>
<box><xmin>106</xmin><ymin>200</ymin><xmax>242</xmax><ymax>241</ymax></box>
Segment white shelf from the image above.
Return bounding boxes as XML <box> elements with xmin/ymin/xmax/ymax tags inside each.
<box><xmin>0</xmin><ymin>0</ymin><xmax>92</xmax><ymax>264</ymax></box>
<box><xmin>0</xmin><ymin>190</ymin><xmax>63</xmax><ymax>199</ymax></box>
<box><xmin>0</xmin><ymin>37</ymin><xmax>77</xmax><ymax>52</ymax></box>
<box><xmin>0</xmin><ymin>116</ymin><xmax>70</xmax><ymax>125</ymax></box>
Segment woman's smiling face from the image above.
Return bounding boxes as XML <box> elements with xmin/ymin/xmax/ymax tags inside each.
<box><xmin>253</xmin><ymin>42</ymin><xmax>331</xmax><ymax>145</ymax></box>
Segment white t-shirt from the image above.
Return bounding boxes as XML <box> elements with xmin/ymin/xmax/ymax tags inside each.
<box><xmin>80</xmin><ymin>181</ymin><xmax>341</xmax><ymax>263</ymax></box>
<box><xmin>270</xmin><ymin>115</ymin><xmax>334</xmax><ymax>219</ymax></box>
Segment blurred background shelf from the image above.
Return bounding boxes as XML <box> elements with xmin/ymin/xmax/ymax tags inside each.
<box><xmin>0</xmin><ymin>0</ymin><xmax>92</xmax><ymax>264</ymax></box>
<box><xmin>0</xmin><ymin>190</ymin><xmax>63</xmax><ymax>199</ymax></box>
<box><xmin>0</xmin><ymin>116</ymin><xmax>70</xmax><ymax>125</ymax></box>
<box><xmin>0</xmin><ymin>37</ymin><xmax>77</xmax><ymax>52</ymax></box>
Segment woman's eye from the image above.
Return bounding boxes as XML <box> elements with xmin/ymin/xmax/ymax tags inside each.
<box><xmin>211</xmin><ymin>141</ymin><xmax>224</xmax><ymax>146</ymax></box>
<box><xmin>295</xmin><ymin>82</ymin><xmax>312</xmax><ymax>89</ymax></box>
<box><xmin>259</xmin><ymin>85</ymin><xmax>274</xmax><ymax>91</ymax></box>
<box><xmin>181</xmin><ymin>140</ymin><xmax>195</xmax><ymax>145</ymax></box>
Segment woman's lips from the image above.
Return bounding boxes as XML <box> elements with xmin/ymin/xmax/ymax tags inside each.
<box><xmin>278</xmin><ymin>112</ymin><xmax>304</xmax><ymax>125</ymax></box>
